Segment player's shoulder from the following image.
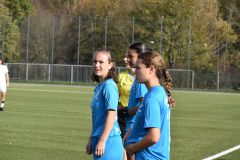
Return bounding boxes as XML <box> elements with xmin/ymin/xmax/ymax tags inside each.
<box><xmin>147</xmin><ymin>86</ymin><xmax>166</xmax><ymax>98</ymax></box>
<box><xmin>102</xmin><ymin>79</ymin><xmax>118</xmax><ymax>95</ymax></box>
<box><xmin>0</xmin><ymin>65</ymin><xmax>7</xmax><ymax>69</ymax></box>
<box><xmin>4</xmin><ymin>65</ymin><xmax>8</xmax><ymax>71</ymax></box>
<box><xmin>103</xmin><ymin>78</ymin><xmax>117</xmax><ymax>88</ymax></box>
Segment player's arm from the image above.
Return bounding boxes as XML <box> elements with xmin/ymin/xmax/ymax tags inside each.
<box><xmin>95</xmin><ymin>110</ymin><xmax>116</xmax><ymax>157</ymax></box>
<box><xmin>125</xmin><ymin>127</ymin><xmax>160</xmax><ymax>156</ymax></box>
<box><xmin>86</xmin><ymin>114</ymin><xmax>93</xmax><ymax>155</ymax></box>
<box><xmin>127</xmin><ymin>97</ymin><xmax>143</xmax><ymax>116</ymax></box>
<box><xmin>86</xmin><ymin>136</ymin><xmax>92</xmax><ymax>155</ymax></box>
<box><xmin>123</xmin><ymin>128</ymin><xmax>132</xmax><ymax>142</ymax></box>
<box><xmin>118</xmin><ymin>97</ymin><xmax>143</xmax><ymax>116</ymax></box>
<box><xmin>5</xmin><ymin>72</ymin><xmax>9</xmax><ymax>87</ymax></box>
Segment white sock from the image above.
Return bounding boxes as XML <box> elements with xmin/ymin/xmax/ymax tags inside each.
<box><xmin>1</xmin><ymin>103</ymin><xmax>4</xmax><ymax>108</ymax></box>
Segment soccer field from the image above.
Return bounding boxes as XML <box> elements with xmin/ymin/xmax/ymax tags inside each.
<box><xmin>0</xmin><ymin>83</ymin><xmax>239</xmax><ymax>160</ymax></box>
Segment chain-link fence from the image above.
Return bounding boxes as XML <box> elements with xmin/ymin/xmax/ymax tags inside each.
<box><xmin>6</xmin><ymin>63</ymin><xmax>238</xmax><ymax>91</ymax></box>
<box><xmin>1</xmin><ymin>16</ymin><xmax>240</xmax><ymax>91</ymax></box>
<box><xmin>7</xmin><ymin>63</ymin><xmax>125</xmax><ymax>83</ymax></box>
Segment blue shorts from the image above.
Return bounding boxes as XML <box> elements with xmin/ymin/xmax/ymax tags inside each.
<box><xmin>92</xmin><ymin>135</ymin><xmax>123</xmax><ymax>160</ymax></box>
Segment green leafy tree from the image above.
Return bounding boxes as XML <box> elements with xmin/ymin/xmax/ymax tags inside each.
<box><xmin>31</xmin><ymin>0</ymin><xmax>136</xmax><ymax>65</ymax></box>
<box><xmin>218</xmin><ymin>0</ymin><xmax>240</xmax><ymax>89</ymax></box>
<box><xmin>5</xmin><ymin>0</ymin><xmax>33</xmax><ymax>21</ymax></box>
<box><xmin>0</xmin><ymin>0</ymin><xmax>20</xmax><ymax>62</ymax></box>
<box><xmin>131</xmin><ymin>0</ymin><xmax>237</xmax><ymax>71</ymax></box>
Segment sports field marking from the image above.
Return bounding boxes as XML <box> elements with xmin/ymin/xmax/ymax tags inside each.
<box><xmin>11</xmin><ymin>83</ymin><xmax>95</xmax><ymax>88</ymax></box>
<box><xmin>202</xmin><ymin>145</ymin><xmax>240</xmax><ymax>160</ymax></box>
<box><xmin>8</xmin><ymin>88</ymin><xmax>93</xmax><ymax>94</ymax></box>
<box><xmin>174</xmin><ymin>90</ymin><xmax>240</xmax><ymax>96</ymax></box>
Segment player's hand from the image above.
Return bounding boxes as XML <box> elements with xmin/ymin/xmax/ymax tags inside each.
<box><xmin>6</xmin><ymin>82</ymin><xmax>9</xmax><ymax>87</ymax></box>
<box><xmin>95</xmin><ymin>139</ymin><xmax>105</xmax><ymax>157</ymax></box>
<box><xmin>125</xmin><ymin>144</ymin><xmax>135</xmax><ymax>157</ymax></box>
<box><xmin>117</xmin><ymin>104</ymin><xmax>124</xmax><ymax>109</ymax></box>
<box><xmin>118</xmin><ymin>107</ymin><xmax>129</xmax><ymax>117</ymax></box>
<box><xmin>86</xmin><ymin>138</ymin><xmax>92</xmax><ymax>155</ymax></box>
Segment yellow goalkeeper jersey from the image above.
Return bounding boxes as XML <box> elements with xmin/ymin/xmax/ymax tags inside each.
<box><xmin>117</xmin><ymin>70</ymin><xmax>134</xmax><ymax>107</ymax></box>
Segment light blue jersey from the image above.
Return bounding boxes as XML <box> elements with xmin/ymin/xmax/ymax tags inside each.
<box><xmin>125</xmin><ymin>86</ymin><xmax>171</xmax><ymax>160</ymax></box>
<box><xmin>125</xmin><ymin>79</ymin><xmax>148</xmax><ymax>131</ymax></box>
<box><xmin>91</xmin><ymin>78</ymin><xmax>121</xmax><ymax>137</ymax></box>
<box><xmin>91</xmin><ymin>78</ymin><xmax>123</xmax><ymax>160</ymax></box>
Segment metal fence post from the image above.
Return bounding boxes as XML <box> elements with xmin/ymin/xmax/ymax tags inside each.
<box><xmin>77</xmin><ymin>16</ymin><xmax>81</xmax><ymax>65</ymax></box>
<box><xmin>159</xmin><ymin>16</ymin><xmax>163</xmax><ymax>54</ymax></box>
<box><xmin>51</xmin><ymin>16</ymin><xmax>55</xmax><ymax>66</ymax></box>
<box><xmin>26</xmin><ymin>16</ymin><xmax>30</xmax><ymax>81</ymax></box>
<box><xmin>50</xmin><ymin>16</ymin><xmax>55</xmax><ymax>82</ymax></box>
<box><xmin>77</xmin><ymin>16</ymin><xmax>81</xmax><ymax>82</ymax></box>
<box><xmin>92</xmin><ymin>17</ymin><xmax>96</xmax><ymax>56</ymax></box>
<box><xmin>48</xmin><ymin>64</ymin><xmax>51</xmax><ymax>82</ymax></box>
<box><xmin>71</xmin><ymin>65</ymin><xmax>73</xmax><ymax>83</ymax></box>
<box><xmin>104</xmin><ymin>17</ymin><xmax>108</xmax><ymax>48</ymax></box>
<box><xmin>1</xmin><ymin>17</ymin><xmax>5</xmax><ymax>58</ymax></box>
<box><xmin>187</xmin><ymin>17</ymin><xmax>192</xmax><ymax>89</ymax></box>
<box><xmin>118</xmin><ymin>67</ymin><xmax>121</xmax><ymax>75</ymax></box>
<box><xmin>132</xmin><ymin>16</ymin><xmax>135</xmax><ymax>44</ymax></box>
<box><xmin>192</xmin><ymin>70</ymin><xmax>194</xmax><ymax>90</ymax></box>
<box><xmin>217</xmin><ymin>42</ymin><xmax>220</xmax><ymax>91</ymax></box>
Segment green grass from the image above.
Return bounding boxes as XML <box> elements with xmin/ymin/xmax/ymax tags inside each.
<box><xmin>0</xmin><ymin>83</ymin><xmax>239</xmax><ymax>160</ymax></box>
<box><xmin>171</xmin><ymin>91</ymin><xmax>240</xmax><ymax>160</ymax></box>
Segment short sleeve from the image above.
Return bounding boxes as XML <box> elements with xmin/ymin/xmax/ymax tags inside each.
<box><xmin>103</xmin><ymin>83</ymin><xmax>119</xmax><ymax>111</ymax></box>
<box><xmin>5</xmin><ymin>66</ymin><xmax>8</xmax><ymax>73</ymax></box>
<box><xmin>144</xmin><ymin>98</ymin><xmax>161</xmax><ymax>129</ymax></box>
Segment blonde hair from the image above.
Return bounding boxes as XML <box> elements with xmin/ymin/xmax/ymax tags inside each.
<box><xmin>138</xmin><ymin>51</ymin><xmax>176</xmax><ymax>107</ymax></box>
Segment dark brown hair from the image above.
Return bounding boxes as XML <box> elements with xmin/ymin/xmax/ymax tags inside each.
<box><xmin>138</xmin><ymin>51</ymin><xmax>176</xmax><ymax>107</ymax></box>
<box><xmin>129</xmin><ymin>42</ymin><xmax>151</xmax><ymax>55</ymax></box>
<box><xmin>0</xmin><ymin>57</ymin><xmax>4</xmax><ymax>64</ymax></box>
<box><xmin>91</xmin><ymin>48</ymin><xmax>116</xmax><ymax>83</ymax></box>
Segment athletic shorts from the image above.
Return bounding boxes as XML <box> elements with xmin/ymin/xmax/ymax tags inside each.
<box><xmin>92</xmin><ymin>135</ymin><xmax>123</xmax><ymax>160</ymax></box>
<box><xmin>117</xmin><ymin>108</ymin><xmax>126</xmax><ymax>138</ymax></box>
<box><xmin>0</xmin><ymin>84</ymin><xmax>7</xmax><ymax>92</ymax></box>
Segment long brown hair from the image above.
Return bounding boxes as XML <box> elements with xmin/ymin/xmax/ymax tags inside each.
<box><xmin>0</xmin><ymin>57</ymin><xmax>4</xmax><ymax>64</ymax></box>
<box><xmin>138</xmin><ymin>51</ymin><xmax>176</xmax><ymax>107</ymax></box>
<box><xmin>91</xmin><ymin>48</ymin><xmax>116</xmax><ymax>83</ymax></box>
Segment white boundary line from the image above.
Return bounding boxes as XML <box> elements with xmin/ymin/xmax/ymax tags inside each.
<box><xmin>11</xmin><ymin>83</ymin><xmax>95</xmax><ymax>88</ymax></box>
<box><xmin>8</xmin><ymin>88</ymin><xmax>92</xmax><ymax>94</ymax></box>
<box><xmin>173</xmin><ymin>90</ymin><xmax>240</xmax><ymax>96</ymax></box>
<box><xmin>202</xmin><ymin>145</ymin><xmax>240</xmax><ymax>160</ymax></box>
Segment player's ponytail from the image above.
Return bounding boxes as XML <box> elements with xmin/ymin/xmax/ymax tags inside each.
<box><xmin>138</xmin><ymin>51</ymin><xmax>176</xmax><ymax>107</ymax></box>
<box><xmin>162</xmin><ymin>68</ymin><xmax>176</xmax><ymax>107</ymax></box>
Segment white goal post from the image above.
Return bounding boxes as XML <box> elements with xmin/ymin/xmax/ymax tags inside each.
<box><xmin>168</xmin><ymin>69</ymin><xmax>195</xmax><ymax>90</ymax></box>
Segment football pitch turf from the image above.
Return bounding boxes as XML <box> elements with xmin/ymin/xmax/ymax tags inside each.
<box><xmin>0</xmin><ymin>83</ymin><xmax>239</xmax><ymax>160</ymax></box>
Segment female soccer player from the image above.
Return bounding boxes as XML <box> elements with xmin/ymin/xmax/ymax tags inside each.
<box><xmin>125</xmin><ymin>51</ymin><xmax>176</xmax><ymax>160</ymax></box>
<box><xmin>123</xmin><ymin>42</ymin><xmax>149</xmax><ymax>132</ymax></box>
<box><xmin>86</xmin><ymin>48</ymin><xmax>123</xmax><ymax>160</ymax></box>
<box><xmin>117</xmin><ymin>53</ymin><xmax>135</xmax><ymax>138</ymax></box>
<box><xmin>0</xmin><ymin>57</ymin><xmax>9</xmax><ymax>111</ymax></box>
